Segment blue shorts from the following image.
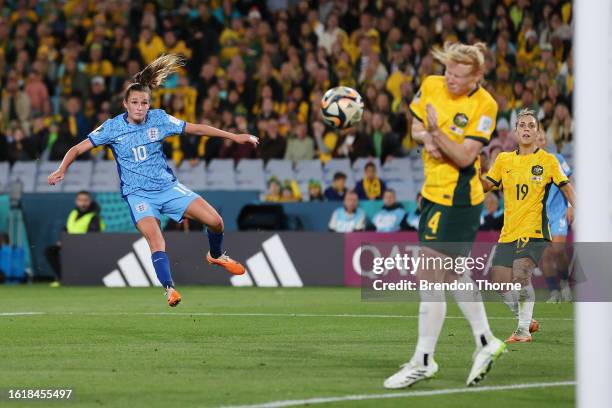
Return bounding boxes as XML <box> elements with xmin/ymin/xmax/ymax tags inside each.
<box><xmin>549</xmin><ymin>213</ymin><xmax>569</xmax><ymax>237</ymax></box>
<box><xmin>125</xmin><ymin>182</ymin><xmax>199</xmax><ymax>225</ymax></box>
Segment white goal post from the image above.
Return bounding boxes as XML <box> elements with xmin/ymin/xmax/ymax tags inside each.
<box><xmin>574</xmin><ymin>1</ymin><xmax>612</xmax><ymax>407</ymax></box>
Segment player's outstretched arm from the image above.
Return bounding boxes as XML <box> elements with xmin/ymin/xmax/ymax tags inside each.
<box><xmin>426</xmin><ymin>104</ymin><xmax>482</xmax><ymax>168</ymax></box>
<box><xmin>184</xmin><ymin>122</ymin><xmax>259</xmax><ymax>147</ymax></box>
<box><xmin>560</xmin><ymin>182</ymin><xmax>576</xmax><ymax>208</ymax></box>
<box><xmin>48</xmin><ymin>139</ymin><xmax>95</xmax><ymax>185</ymax></box>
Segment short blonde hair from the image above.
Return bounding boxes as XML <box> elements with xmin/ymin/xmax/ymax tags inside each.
<box><xmin>516</xmin><ymin>108</ymin><xmax>539</xmax><ymax>130</ymax></box>
<box><xmin>431</xmin><ymin>41</ymin><xmax>487</xmax><ymax>75</ymax></box>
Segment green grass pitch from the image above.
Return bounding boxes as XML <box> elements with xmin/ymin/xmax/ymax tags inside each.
<box><xmin>1</xmin><ymin>286</ymin><xmax>574</xmax><ymax>407</ymax></box>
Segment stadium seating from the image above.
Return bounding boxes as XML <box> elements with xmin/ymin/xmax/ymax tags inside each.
<box><xmin>63</xmin><ymin>161</ymin><xmax>94</xmax><ymax>193</ymax></box>
<box><xmin>235</xmin><ymin>159</ymin><xmax>266</xmax><ymax>191</ymax></box>
<box><xmin>35</xmin><ymin>161</ymin><xmax>62</xmax><ymax>192</ymax></box>
<box><xmin>206</xmin><ymin>159</ymin><xmax>236</xmax><ymax>190</ymax></box>
<box><xmin>175</xmin><ymin>161</ymin><xmax>207</xmax><ymax>191</ymax></box>
<box><xmin>265</xmin><ymin>159</ymin><xmax>295</xmax><ymax>182</ymax></box>
<box><xmin>381</xmin><ymin>158</ymin><xmax>411</xmax><ymax>181</ymax></box>
<box><xmin>8</xmin><ymin>162</ymin><xmax>37</xmax><ymax>193</ymax></box>
<box><xmin>1</xmin><ymin>158</ymin><xmax>424</xmax><ymax>198</ymax></box>
<box><xmin>91</xmin><ymin>161</ymin><xmax>120</xmax><ymax>192</ymax></box>
<box><xmin>382</xmin><ymin>158</ymin><xmax>416</xmax><ymax>201</ymax></box>
<box><xmin>294</xmin><ymin>159</ymin><xmax>324</xmax><ymax>198</ymax></box>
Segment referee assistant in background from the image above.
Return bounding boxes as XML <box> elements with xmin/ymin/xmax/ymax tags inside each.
<box><xmin>45</xmin><ymin>191</ymin><xmax>104</xmax><ymax>286</ymax></box>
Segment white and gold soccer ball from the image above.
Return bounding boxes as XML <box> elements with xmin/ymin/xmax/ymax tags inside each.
<box><xmin>320</xmin><ymin>86</ymin><xmax>364</xmax><ymax>129</ymax></box>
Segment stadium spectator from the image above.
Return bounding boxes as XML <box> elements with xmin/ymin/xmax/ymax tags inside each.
<box><xmin>24</xmin><ymin>69</ymin><xmax>50</xmax><ymax>116</ymax></box>
<box><xmin>45</xmin><ymin>191</ymin><xmax>104</xmax><ymax>286</ymax></box>
<box><xmin>280</xmin><ymin>179</ymin><xmax>303</xmax><ymax>202</ymax></box>
<box><xmin>355</xmin><ymin>162</ymin><xmax>386</xmax><ymax>201</ymax></box>
<box><xmin>547</xmin><ymin>103</ymin><xmax>573</xmax><ymax>150</ymax></box>
<box><xmin>280</xmin><ymin>185</ymin><xmax>299</xmax><ymax>202</ymax></box>
<box><xmin>49</xmin><ymin>121</ymin><xmax>77</xmax><ymax>161</ymax></box>
<box><xmin>372</xmin><ymin>189</ymin><xmax>409</xmax><ymax>232</ymax></box>
<box><xmin>6</xmin><ymin>125</ymin><xmax>36</xmax><ymax>164</ymax></box>
<box><xmin>28</xmin><ymin>116</ymin><xmax>50</xmax><ymax>160</ymax></box>
<box><xmin>488</xmin><ymin>118</ymin><xmax>516</xmax><ymax>153</ymax></box>
<box><xmin>351</xmin><ymin>112</ymin><xmax>401</xmax><ymax>163</ymax></box>
<box><xmin>324</xmin><ymin>171</ymin><xmax>348</xmax><ymax>201</ymax></box>
<box><xmin>84</xmin><ymin>43</ymin><xmax>114</xmax><ymax>81</ymax></box>
<box><xmin>404</xmin><ymin>192</ymin><xmax>422</xmax><ymax>231</ymax></box>
<box><xmin>328</xmin><ymin>191</ymin><xmax>366</xmax><ymax>233</ymax></box>
<box><xmin>318</xmin><ymin>12</ymin><xmax>347</xmax><ymax>55</ymax></box>
<box><xmin>263</xmin><ymin>177</ymin><xmax>282</xmax><ymax>202</ymax></box>
<box><xmin>57</xmin><ymin>58</ymin><xmax>90</xmax><ymax>101</ymax></box>
<box><xmin>138</xmin><ymin>26</ymin><xmax>166</xmax><ymax>66</ymax></box>
<box><xmin>479</xmin><ymin>192</ymin><xmax>504</xmax><ymax>231</ymax></box>
<box><xmin>89</xmin><ymin>76</ymin><xmax>111</xmax><ymax>113</ymax></box>
<box><xmin>260</xmin><ymin>119</ymin><xmax>286</xmax><ymax>162</ymax></box>
<box><xmin>284</xmin><ymin>123</ymin><xmax>315</xmax><ymax>162</ymax></box>
<box><xmin>307</xmin><ymin>179</ymin><xmax>325</xmax><ymax>202</ymax></box>
<box><xmin>1</xmin><ymin>71</ymin><xmax>31</xmax><ymax>133</ymax></box>
<box><xmin>0</xmin><ymin>0</ymin><xmax>574</xmax><ymax>184</ymax></box>
<box><xmin>63</xmin><ymin>94</ymin><xmax>92</xmax><ymax>143</ymax></box>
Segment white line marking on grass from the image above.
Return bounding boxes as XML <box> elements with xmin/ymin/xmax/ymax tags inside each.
<box><xmin>0</xmin><ymin>312</ymin><xmax>44</xmax><ymax>316</ymax></box>
<box><xmin>15</xmin><ymin>311</ymin><xmax>574</xmax><ymax>321</ymax></box>
<box><xmin>219</xmin><ymin>381</ymin><xmax>575</xmax><ymax>408</ymax></box>
<box><xmin>135</xmin><ymin>312</ymin><xmax>574</xmax><ymax>321</ymax></box>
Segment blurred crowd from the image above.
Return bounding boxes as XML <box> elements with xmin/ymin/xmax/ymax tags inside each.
<box><xmin>0</xmin><ymin>0</ymin><xmax>574</xmax><ymax>169</ymax></box>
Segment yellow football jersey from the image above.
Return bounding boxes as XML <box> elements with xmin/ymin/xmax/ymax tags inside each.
<box><xmin>486</xmin><ymin>148</ymin><xmax>569</xmax><ymax>243</ymax></box>
<box><xmin>410</xmin><ymin>75</ymin><xmax>498</xmax><ymax>207</ymax></box>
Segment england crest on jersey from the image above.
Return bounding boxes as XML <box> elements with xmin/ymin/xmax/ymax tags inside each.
<box><xmin>135</xmin><ymin>202</ymin><xmax>148</xmax><ymax>213</ymax></box>
<box><xmin>148</xmin><ymin>127</ymin><xmax>160</xmax><ymax>142</ymax></box>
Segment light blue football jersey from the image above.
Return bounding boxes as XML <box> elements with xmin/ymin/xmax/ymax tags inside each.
<box><xmin>328</xmin><ymin>207</ymin><xmax>367</xmax><ymax>233</ymax></box>
<box><xmin>88</xmin><ymin>109</ymin><xmax>186</xmax><ymax>197</ymax></box>
<box><xmin>372</xmin><ymin>207</ymin><xmax>406</xmax><ymax>232</ymax></box>
<box><xmin>547</xmin><ymin>153</ymin><xmax>572</xmax><ymax>218</ymax></box>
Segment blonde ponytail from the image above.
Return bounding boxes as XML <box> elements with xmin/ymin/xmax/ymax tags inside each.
<box><xmin>124</xmin><ymin>54</ymin><xmax>185</xmax><ymax>99</ymax></box>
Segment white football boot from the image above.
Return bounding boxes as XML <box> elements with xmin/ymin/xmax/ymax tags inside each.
<box><xmin>383</xmin><ymin>359</ymin><xmax>439</xmax><ymax>389</ymax></box>
<box><xmin>560</xmin><ymin>282</ymin><xmax>573</xmax><ymax>302</ymax></box>
<box><xmin>546</xmin><ymin>289</ymin><xmax>561</xmax><ymax>304</ymax></box>
<box><xmin>466</xmin><ymin>337</ymin><xmax>506</xmax><ymax>386</ymax></box>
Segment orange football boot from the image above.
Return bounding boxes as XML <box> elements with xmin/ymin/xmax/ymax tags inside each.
<box><xmin>206</xmin><ymin>252</ymin><xmax>246</xmax><ymax>275</ymax></box>
<box><xmin>529</xmin><ymin>319</ymin><xmax>540</xmax><ymax>334</ymax></box>
<box><xmin>505</xmin><ymin>331</ymin><xmax>532</xmax><ymax>343</ymax></box>
<box><xmin>166</xmin><ymin>287</ymin><xmax>182</xmax><ymax>307</ymax></box>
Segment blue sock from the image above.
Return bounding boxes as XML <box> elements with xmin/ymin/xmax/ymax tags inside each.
<box><xmin>545</xmin><ymin>276</ymin><xmax>559</xmax><ymax>291</ymax></box>
<box><xmin>207</xmin><ymin>230</ymin><xmax>224</xmax><ymax>258</ymax></box>
<box><xmin>559</xmin><ymin>269</ymin><xmax>569</xmax><ymax>281</ymax></box>
<box><xmin>151</xmin><ymin>251</ymin><xmax>174</xmax><ymax>288</ymax></box>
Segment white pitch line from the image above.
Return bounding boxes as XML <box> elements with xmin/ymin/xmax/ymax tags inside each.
<box><xmin>219</xmin><ymin>381</ymin><xmax>576</xmax><ymax>408</ymax></box>
<box><xmin>0</xmin><ymin>312</ymin><xmax>44</xmax><ymax>316</ymax></box>
<box><xmin>137</xmin><ymin>312</ymin><xmax>574</xmax><ymax>321</ymax></box>
<box><xmin>0</xmin><ymin>311</ymin><xmax>575</xmax><ymax>321</ymax></box>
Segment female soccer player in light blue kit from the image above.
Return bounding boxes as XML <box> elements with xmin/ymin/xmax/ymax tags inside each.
<box><xmin>48</xmin><ymin>55</ymin><xmax>259</xmax><ymax>307</ymax></box>
<box><xmin>536</xmin><ymin>131</ymin><xmax>574</xmax><ymax>303</ymax></box>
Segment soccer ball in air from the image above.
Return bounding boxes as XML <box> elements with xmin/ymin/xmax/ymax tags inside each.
<box><xmin>320</xmin><ymin>86</ymin><xmax>364</xmax><ymax>129</ymax></box>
